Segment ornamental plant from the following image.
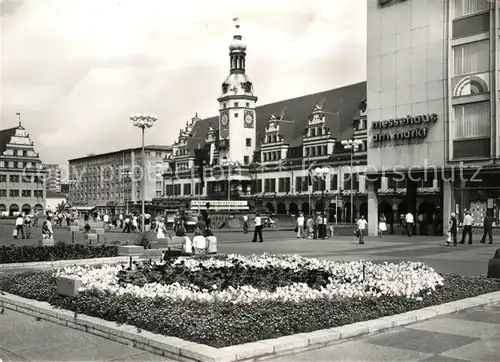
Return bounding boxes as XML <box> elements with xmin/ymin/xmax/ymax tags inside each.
<box><xmin>53</xmin><ymin>254</ymin><xmax>445</xmax><ymax>303</ymax></box>
<box><xmin>0</xmin><ymin>242</ymin><xmax>118</xmax><ymax>264</ymax></box>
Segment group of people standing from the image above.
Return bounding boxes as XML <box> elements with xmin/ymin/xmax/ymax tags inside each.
<box><xmin>446</xmin><ymin>211</ymin><xmax>494</xmax><ymax>246</ymax></box>
<box><xmin>13</xmin><ymin>212</ymin><xmax>54</xmax><ymax>240</ymax></box>
<box><xmin>295</xmin><ymin>212</ymin><xmax>335</xmax><ymax>239</ymax></box>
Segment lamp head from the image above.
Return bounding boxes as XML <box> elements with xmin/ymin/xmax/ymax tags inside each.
<box><xmin>315</xmin><ymin>167</ymin><xmax>321</xmax><ymax>174</ymax></box>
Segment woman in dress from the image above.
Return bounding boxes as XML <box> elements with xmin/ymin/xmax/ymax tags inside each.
<box><xmin>378</xmin><ymin>213</ymin><xmax>387</xmax><ymax>237</ymax></box>
<box><xmin>155</xmin><ymin>217</ymin><xmax>167</xmax><ymax>239</ymax></box>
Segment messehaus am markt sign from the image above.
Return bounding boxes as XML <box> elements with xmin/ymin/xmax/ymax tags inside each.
<box><xmin>371</xmin><ymin>113</ymin><xmax>438</xmax><ymax>143</ymax></box>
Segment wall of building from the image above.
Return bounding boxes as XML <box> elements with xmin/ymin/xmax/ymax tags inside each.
<box><xmin>69</xmin><ymin>147</ymin><xmax>170</xmax><ymax>207</ymax></box>
<box><xmin>367</xmin><ymin>0</ymin><xmax>448</xmax><ymax>170</ymax></box>
<box><xmin>44</xmin><ymin>164</ymin><xmax>61</xmax><ymax>192</ymax></box>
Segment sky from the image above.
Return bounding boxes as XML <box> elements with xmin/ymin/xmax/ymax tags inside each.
<box><xmin>0</xmin><ymin>0</ymin><xmax>367</xmax><ymax>172</ymax></box>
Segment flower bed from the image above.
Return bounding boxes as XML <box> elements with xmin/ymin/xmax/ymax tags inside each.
<box><xmin>0</xmin><ymin>242</ymin><xmax>118</xmax><ymax>264</ymax></box>
<box><xmin>0</xmin><ymin>254</ymin><xmax>499</xmax><ymax>348</ymax></box>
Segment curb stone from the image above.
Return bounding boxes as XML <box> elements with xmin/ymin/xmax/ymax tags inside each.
<box><xmin>0</xmin><ymin>291</ymin><xmax>499</xmax><ymax>362</ymax></box>
<box><xmin>0</xmin><ymin>256</ymin><xmax>139</xmax><ymax>269</ymax></box>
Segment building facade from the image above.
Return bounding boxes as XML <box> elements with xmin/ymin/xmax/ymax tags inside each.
<box><xmin>68</xmin><ymin>145</ymin><xmax>172</xmax><ymax>213</ymax></box>
<box><xmin>0</xmin><ymin>122</ymin><xmax>47</xmax><ymax>216</ymax></box>
<box><xmin>43</xmin><ymin>164</ymin><xmax>61</xmax><ymax>192</ymax></box>
<box><xmin>160</xmin><ymin>22</ymin><xmax>374</xmax><ymax>221</ymax></box>
<box><xmin>366</xmin><ymin>0</ymin><xmax>499</xmax><ymax>235</ymax></box>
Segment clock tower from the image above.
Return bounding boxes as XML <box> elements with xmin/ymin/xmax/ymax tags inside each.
<box><xmin>217</xmin><ymin>19</ymin><xmax>258</xmax><ymax>165</ymax></box>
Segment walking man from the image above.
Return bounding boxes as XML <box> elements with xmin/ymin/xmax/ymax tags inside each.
<box><xmin>296</xmin><ymin>212</ymin><xmax>305</xmax><ymax>238</ymax></box>
<box><xmin>480</xmin><ymin>212</ymin><xmax>493</xmax><ymax>244</ymax></box>
<box><xmin>252</xmin><ymin>213</ymin><xmax>263</xmax><ymax>243</ymax></box>
<box><xmin>356</xmin><ymin>215</ymin><xmax>367</xmax><ymax>244</ymax></box>
<box><xmin>447</xmin><ymin>212</ymin><xmax>458</xmax><ymax>246</ymax></box>
<box><xmin>460</xmin><ymin>210</ymin><xmax>473</xmax><ymax>244</ymax></box>
<box><xmin>405</xmin><ymin>212</ymin><xmax>414</xmax><ymax>237</ymax></box>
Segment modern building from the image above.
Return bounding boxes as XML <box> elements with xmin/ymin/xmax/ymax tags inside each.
<box><xmin>68</xmin><ymin>145</ymin><xmax>172</xmax><ymax>213</ymax></box>
<box><xmin>366</xmin><ymin>0</ymin><xmax>498</xmax><ymax>235</ymax></box>
<box><xmin>43</xmin><ymin>163</ymin><xmax>62</xmax><ymax>192</ymax></box>
<box><xmin>160</xmin><ymin>22</ymin><xmax>370</xmax><ymax>220</ymax></box>
<box><xmin>0</xmin><ymin>119</ymin><xmax>47</xmax><ymax>216</ymax></box>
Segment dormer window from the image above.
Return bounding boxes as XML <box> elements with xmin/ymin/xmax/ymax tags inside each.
<box><xmin>243</xmin><ymin>82</ymin><xmax>252</xmax><ymax>93</ymax></box>
<box><xmin>222</xmin><ymin>83</ymin><xmax>228</xmax><ymax>93</ymax></box>
<box><xmin>234</xmin><ymin>102</ymin><xmax>239</xmax><ymax>107</ymax></box>
<box><xmin>311</xmin><ymin>128</ymin><xmax>316</xmax><ymax>137</ymax></box>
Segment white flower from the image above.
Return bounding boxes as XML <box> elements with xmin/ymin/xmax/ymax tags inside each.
<box><xmin>53</xmin><ymin>255</ymin><xmax>444</xmax><ymax>304</ymax></box>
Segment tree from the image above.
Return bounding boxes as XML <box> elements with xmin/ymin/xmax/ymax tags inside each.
<box><xmin>56</xmin><ymin>200</ymin><xmax>70</xmax><ymax>213</ymax></box>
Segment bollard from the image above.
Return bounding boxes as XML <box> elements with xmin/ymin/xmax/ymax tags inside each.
<box><xmin>97</xmin><ymin>234</ymin><xmax>100</xmax><ymax>243</ymax></box>
<box><xmin>362</xmin><ymin>264</ymin><xmax>366</xmax><ymax>281</ymax></box>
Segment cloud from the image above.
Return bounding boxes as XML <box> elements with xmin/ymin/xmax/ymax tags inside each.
<box><xmin>1</xmin><ymin>0</ymin><xmax>367</xmax><ymax>165</ymax></box>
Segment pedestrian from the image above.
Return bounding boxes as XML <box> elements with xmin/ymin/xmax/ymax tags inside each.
<box><xmin>15</xmin><ymin>214</ymin><xmax>25</xmax><ymax>239</ymax></box>
<box><xmin>252</xmin><ymin>212</ymin><xmax>263</xmax><ymax>243</ymax></box>
<box><xmin>480</xmin><ymin>213</ymin><xmax>493</xmax><ymax>244</ymax></box>
<box><xmin>123</xmin><ymin>215</ymin><xmax>131</xmax><ymax>233</ymax></box>
<box><xmin>42</xmin><ymin>217</ymin><xmax>54</xmax><ymax>239</ymax></box>
<box><xmin>405</xmin><ymin>212</ymin><xmax>414</xmax><ymax>237</ymax></box>
<box><xmin>446</xmin><ymin>212</ymin><xmax>458</xmax><ymax>246</ymax></box>
<box><xmin>378</xmin><ymin>213</ymin><xmax>387</xmax><ymax>237</ymax></box>
<box><xmin>243</xmin><ymin>213</ymin><xmax>249</xmax><ymax>234</ymax></box>
<box><xmin>356</xmin><ymin>215</ymin><xmax>367</xmax><ymax>244</ymax></box>
<box><xmin>296</xmin><ymin>212</ymin><xmax>305</xmax><ymax>238</ymax></box>
<box><xmin>24</xmin><ymin>213</ymin><xmax>32</xmax><ymax>239</ymax></box>
<box><xmin>460</xmin><ymin>210</ymin><xmax>473</xmax><ymax>244</ymax></box>
<box><xmin>306</xmin><ymin>216</ymin><xmax>314</xmax><ymax>239</ymax></box>
<box><xmin>418</xmin><ymin>213</ymin><xmax>427</xmax><ymax>235</ymax></box>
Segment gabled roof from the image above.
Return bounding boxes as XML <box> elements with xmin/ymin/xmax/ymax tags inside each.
<box><xmin>0</xmin><ymin>127</ymin><xmax>17</xmax><ymax>155</ymax></box>
<box><xmin>188</xmin><ymin>81</ymin><xmax>366</xmax><ymax>152</ymax></box>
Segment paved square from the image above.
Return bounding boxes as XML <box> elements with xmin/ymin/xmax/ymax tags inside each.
<box><xmin>270</xmin><ymin>304</ymin><xmax>500</xmax><ymax>361</ymax></box>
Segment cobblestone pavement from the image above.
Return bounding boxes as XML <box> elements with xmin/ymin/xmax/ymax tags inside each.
<box><xmin>271</xmin><ymin>303</ymin><xmax>500</xmax><ymax>362</ymax></box>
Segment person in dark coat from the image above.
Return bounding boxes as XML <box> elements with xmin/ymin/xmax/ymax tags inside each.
<box><xmin>480</xmin><ymin>213</ymin><xmax>493</xmax><ymax>244</ymax></box>
<box><xmin>447</xmin><ymin>212</ymin><xmax>458</xmax><ymax>246</ymax></box>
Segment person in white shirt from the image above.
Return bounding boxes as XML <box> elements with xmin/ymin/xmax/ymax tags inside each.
<box><xmin>460</xmin><ymin>211</ymin><xmax>474</xmax><ymax>244</ymax></box>
<box><xmin>356</xmin><ymin>215</ymin><xmax>368</xmax><ymax>244</ymax></box>
<box><xmin>103</xmin><ymin>214</ymin><xmax>110</xmax><ymax>230</ymax></box>
<box><xmin>405</xmin><ymin>212</ymin><xmax>415</xmax><ymax>237</ymax></box>
<box><xmin>296</xmin><ymin>212</ymin><xmax>305</xmax><ymax>238</ymax></box>
<box><xmin>243</xmin><ymin>213</ymin><xmax>249</xmax><ymax>234</ymax></box>
<box><xmin>14</xmin><ymin>215</ymin><xmax>25</xmax><ymax>239</ymax></box>
<box><xmin>252</xmin><ymin>213</ymin><xmax>263</xmax><ymax>243</ymax></box>
<box><xmin>119</xmin><ymin>213</ymin><xmax>124</xmax><ymax>228</ymax></box>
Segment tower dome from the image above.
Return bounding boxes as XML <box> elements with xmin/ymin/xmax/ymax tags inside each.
<box><xmin>229</xmin><ymin>35</ymin><xmax>246</xmax><ymax>51</ymax></box>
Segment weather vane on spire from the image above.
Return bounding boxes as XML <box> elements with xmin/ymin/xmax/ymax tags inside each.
<box><xmin>15</xmin><ymin>112</ymin><xmax>21</xmax><ymax>127</ymax></box>
<box><xmin>233</xmin><ymin>16</ymin><xmax>240</xmax><ymax>29</ymax></box>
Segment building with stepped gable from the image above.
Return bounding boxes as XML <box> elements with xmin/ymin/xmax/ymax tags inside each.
<box><xmin>0</xmin><ymin>116</ymin><xmax>47</xmax><ymax>216</ymax></box>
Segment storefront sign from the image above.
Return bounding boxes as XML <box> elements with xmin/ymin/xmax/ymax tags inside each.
<box><xmin>191</xmin><ymin>200</ymin><xmax>248</xmax><ymax>207</ymax></box>
<box><xmin>371</xmin><ymin>113</ymin><xmax>438</xmax><ymax>143</ymax></box>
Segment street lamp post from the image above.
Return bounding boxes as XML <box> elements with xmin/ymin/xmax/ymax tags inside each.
<box><xmin>341</xmin><ymin>139</ymin><xmax>363</xmax><ymax>224</ymax></box>
<box><xmin>315</xmin><ymin>167</ymin><xmax>330</xmax><ymax>239</ymax></box>
<box><xmin>224</xmin><ymin>160</ymin><xmax>237</xmax><ymax>214</ymax></box>
<box><xmin>131</xmin><ymin>113</ymin><xmax>158</xmax><ymax>232</ymax></box>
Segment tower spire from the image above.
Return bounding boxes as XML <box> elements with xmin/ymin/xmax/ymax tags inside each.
<box><xmin>228</xmin><ymin>17</ymin><xmax>246</xmax><ymax>73</ymax></box>
<box><xmin>16</xmin><ymin>112</ymin><xmax>22</xmax><ymax>127</ymax></box>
